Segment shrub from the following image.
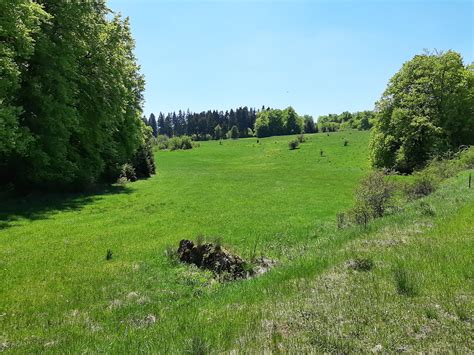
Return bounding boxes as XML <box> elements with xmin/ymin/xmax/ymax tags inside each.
<box><xmin>169</xmin><ymin>136</ymin><xmax>194</xmax><ymax>151</ymax></box>
<box><xmin>353</xmin><ymin>170</ymin><xmax>394</xmax><ymax>219</ymax></box>
<box><xmin>119</xmin><ymin>163</ymin><xmax>137</xmax><ymax>182</ymax></box>
<box><xmin>459</xmin><ymin>146</ymin><xmax>474</xmax><ymax>169</ymax></box>
<box><xmin>106</xmin><ymin>249</ymin><xmax>113</xmax><ymax>260</ymax></box>
<box><xmin>156</xmin><ymin>135</ymin><xmax>169</xmax><ymax>150</ymax></box>
<box><xmin>180</xmin><ymin>136</ymin><xmax>193</xmax><ymax>150</ymax></box>
<box><xmin>297</xmin><ymin>134</ymin><xmax>306</xmax><ymax>143</ymax></box>
<box><xmin>288</xmin><ymin>139</ymin><xmax>300</xmax><ymax>150</ymax></box>
<box><xmin>344</xmin><ymin>139</ymin><xmax>349</xmax><ymax>146</ymax></box>
<box><xmin>404</xmin><ymin>172</ymin><xmax>437</xmax><ymax>200</ymax></box>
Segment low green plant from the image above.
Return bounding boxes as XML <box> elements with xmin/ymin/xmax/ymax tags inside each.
<box><xmin>404</xmin><ymin>172</ymin><xmax>437</xmax><ymax>200</ymax></box>
<box><xmin>169</xmin><ymin>136</ymin><xmax>194</xmax><ymax>150</ymax></box>
<box><xmin>289</xmin><ymin>139</ymin><xmax>300</xmax><ymax>150</ymax></box>
<box><xmin>119</xmin><ymin>163</ymin><xmax>137</xmax><ymax>182</ymax></box>
<box><xmin>353</xmin><ymin>170</ymin><xmax>394</xmax><ymax>219</ymax></box>
<box><xmin>156</xmin><ymin>135</ymin><xmax>170</xmax><ymax>150</ymax></box>
<box><xmin>393</xmin><ymin>263</ymin><xmax>419</xmax><ymax>297</ymax></box>
<box><xmin>106</xmin><ymin>249</ymin><xmax>113</xmax><ymax>260</ymax></box>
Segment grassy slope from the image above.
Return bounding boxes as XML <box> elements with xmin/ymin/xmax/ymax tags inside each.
<box><xmin>243</xmin><ymin>172</ymin><xmax>474</xmax><ymax>352</ymax></box>
<box><xmin>0</xmin><ymin>131</ymin><xmax>472</xmax><ymax>352</ymax></box>
<box><xmin>0</xmin><ymin>132</ymin><xmax>368</xmax><ymax>352</ymax></box>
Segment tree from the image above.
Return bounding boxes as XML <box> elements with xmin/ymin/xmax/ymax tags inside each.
<box><xmin>0</xmin><ymin>0</ymin><xmax>50</xmax><ymax>185</ymax></box>
<box><xmin>214</xmin><ymin>125</ymin><xmax>223</xmax><ymax>140</ymax></box>
<box><xmin>149</xmin><ymin>113</ymin><xmax>158</xmax><ymax>137</ymax></box>
<box><xmin>0</xmin><ymin>0</ymin><xmax>152</xmax><ymax>190</ymax></box>
<box><xmin>228</xmin><ymin>125</ymin><xmax>239</xmax><ymax>139</ymax></box>
<box><xmin>283</xmin><ymin>107</ymin><xmax>303</xmax><ymax>134</ymax></box>
<box><xmin>254</xmin><ymin>110</ymin><xmax>271</xmax><ymax>137</ymax></box>
<box><xmin>370</xmin><ymin>51</ymin><xmax>474</xmax><ymax>172</ymax></box>
<box><xmin>303</xmin><ymin>115</ymin><xmax>317</xmax><ymax>133</ymax></box>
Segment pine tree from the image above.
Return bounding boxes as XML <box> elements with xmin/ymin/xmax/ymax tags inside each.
<box><xmin>149</xmin><ymin>113</ymin><xmax>158</xmax><ymax>137</ymax></box>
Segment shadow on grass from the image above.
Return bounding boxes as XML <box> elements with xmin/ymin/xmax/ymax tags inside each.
<box><xmin>0</xmin><ymin>185</ymin><xmax>132</xmax><ymax>231</ymax></box>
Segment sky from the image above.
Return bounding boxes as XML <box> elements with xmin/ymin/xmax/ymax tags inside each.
<box><xmin>108</xmin><ymin>0</ymin><xmax>473</xmax><ymax>119</ymax></box>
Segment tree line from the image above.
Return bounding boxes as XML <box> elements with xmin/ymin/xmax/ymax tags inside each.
<box><xmin>0</xmin><ymin>0</ymin><xmax>155</xmax><ymax>190</ymax></box>
<box><xmin>144</xmin><ymin>106</ymin><xmax>377</xmax><ymax>141</ymax></box>
<box><xmin>144</xmin><ymin>106</ymin><xmax>319</xmax><ymax>140</ymax></box>
<box><xmin>317</xmin><ymin>111</ymin><xmax>375</xmax><ymax>132</ymax></box>
<box><xmin>145</xmin><ymin>107</ymin><xmax>259</xmax><ymax>141</ymax></box>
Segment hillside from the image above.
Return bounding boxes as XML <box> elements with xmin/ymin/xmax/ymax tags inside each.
<box><xmin>1</xmin><ymin>131</ymin><xmax>472</xmax><ymax>352</ymax></box>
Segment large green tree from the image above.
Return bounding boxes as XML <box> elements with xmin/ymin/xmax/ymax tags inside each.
<box><xmin>283</xmin><ymin>106</ymin><xmax>303</xmax><ymax>134</ymax></box>
<box><xmin>0</xmin><ymin>0</ymin><xmax>49</xmax><ymax>181</ymax></box>
<box><xmin>370</xmin><ymin>51</ymin><xmax>474</xmax><ymax>172</ymax></box>
<box><xmin>1</xmin><ymin>0</ymin><xmax>151</xmax><ymax>189</ymax></box>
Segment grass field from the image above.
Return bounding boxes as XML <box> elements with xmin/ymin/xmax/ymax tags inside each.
<box><xmin>1</xmin><ymin>131</ymin><xmax>472</xmax><ymax>352</ymax></box>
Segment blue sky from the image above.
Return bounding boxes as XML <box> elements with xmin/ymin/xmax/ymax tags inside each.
<box><xmin>108</xmin><ymin>0</ymin><xmax>473</xmax><ymax>118</ymax></box>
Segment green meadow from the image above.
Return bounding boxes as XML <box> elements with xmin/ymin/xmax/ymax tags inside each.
<box><xmin>1</xmin><ymin>131</ymin><xmax>472</xmax><ymax>353</ymax></box>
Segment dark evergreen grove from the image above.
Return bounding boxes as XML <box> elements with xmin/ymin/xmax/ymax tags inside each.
<box><xmin>145</xmin><ymin>106</ymin><xmax>320</xmax><ymax>140</ymax></box>
<box><xmin>0</xmin><ymin>0</ymin><xmax>154</xmax><ymax>190</ymax></box>
<box><xmin>146</xmin><ymin>107</ymin><xmax>260</xmax><ymax>141</ymax></box>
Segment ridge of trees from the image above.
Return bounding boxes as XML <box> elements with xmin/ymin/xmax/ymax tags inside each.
<box><xmin>317</xmin><ymin>111</ymin><xmax>375</xmax><ymax>132</ymax></box>
<box><xmin>145</xmin><ymin>106</ymin><xmax>319</xmax><ymax>140</ymax></box>
<box><xmin>0</xmin><ymin>0</ymin><xmax>154</xmax><ymax>190</ymax></box>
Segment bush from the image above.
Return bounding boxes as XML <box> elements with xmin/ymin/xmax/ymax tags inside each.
<box><xmin>353</xmin><ymin>171</ymin><xmax>394</xmax><ymax>219</ymax></box>
<box><xmin>288</xmin><ymin>139</ymin><xmax>300</xmax><ymax>150</ymax></box>
<box><xmin>297</xmin><ymin>134</ymin><xmax>306</xmax><ymax>143</ymax></box>
<box><xmin>169</xmin><ymin>136</ymin><xmax>194</xmax><ymax>151</ymax></box>
<box><xmin>156</xmin><ymin>135</ymin><xmax>169</xmax><ymax>150</ymax></box>
<box><xmin>157</xmin><ymin>135</ymin><xmax>195</xmax><ymax>150</ymax></box>
<box><xmin>180</xmin><ymin>136</ymin><xmax>193</xmax><ymax>150</ymax></box>
<box><xmin>404</xmin><ymin>172</ymin><xmax>437</xmax><ymax>200</ymax></box>
<box><xmin>459</xmin><ymin>146</ymin><xmax>474</xmax><ymax>169</ymax></box>
<box><xmin>119</xmin><ymin>163</ymin><xmax>137</xmax><ymax>182</ymax></box>
<box><xmin>344</xmin><ymin>139</ymin><xmax>349</xmax><ymax>146</ymax></box>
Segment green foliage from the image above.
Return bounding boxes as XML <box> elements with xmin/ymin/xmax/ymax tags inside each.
<box><xmin>119</xmin><ymin>163</ymin><xmax>137</xmax><ymax>182</ymax></box>
<box><xmin>132</xmin><ymin>128</ymin><xmax>156</xmax><ymax>179</ymax></box>
<box><xmin>156</xmin><ymin>135</ymin><xmax>170</xmax><ymax>150</ymax></box>
<box><xmin>283</xmin><ymin>107</ymin><xmax>303</xmax><ymax>134</ymax></box>
<box><xmin>297</xmin><ymin>134</ymin><xmax>306</xmax><ymax>143</ymax></box>
<box><xmin>317</xmin><ymin>111</ymin><xmax>374</xmax><ymax>132</ymax></box>
<box><xmin>214</xmin><ymin>125</ymin><xmax>223</xmax><ymax>140</ymax></box>
<box><xmin>393</xmin><ymin>263</ymin><xmax>419</xmax><ymax>297</ymax></box>
<box><xmin>0</xmin><ymin>0</ymin><xmax>152</xmax><ymax>190</ymax></box>
<box><xmin>169</xmin><ymin>135</ymin><xmax>194</xmax><ymax>150</ymax></box>
<box><xmin>404</xmin><ymin>173</ymin><xmax>437</xmax><ymax>200</ymax></box>
<box><xmin>106</xmin><ymin>249</ymin><xmax>113</xmax><ymax>261</ymax></box>
<box><xmin>370</xmin><ymin>51</ymin><xmax>474</xmax><ymax>173</ymax></box>
<box><xmin>255</xmin><ymin>107</ymin><xmax>304</xmax><ymax>138</ymax></box>
<box><xmin>303</xmin><ymin>115</ymin><xmax>317</xmax><ymax>133</ymax></box>
<box><xmin>228</xmin><ymin>125</ymin><xmax>240</xmax><ymax>139</ymax></box>
<box><xmin>353</xmin><ymin>171</ymin><xmax>394</xmax><ymax>220</ymax></box>
<box><xmin>288</xmin><ymin>139</ymin><xmax>300</xmax><ymax>150</ymax></box>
